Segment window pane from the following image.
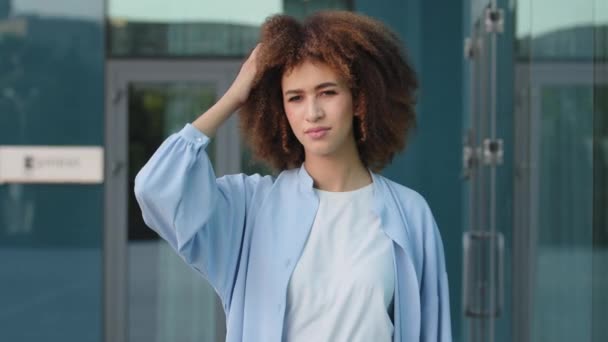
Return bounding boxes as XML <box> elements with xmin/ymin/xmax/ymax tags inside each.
<box><xmin>515</xmin><ymin>1</ymin><xmax>607</xmax><ymax>341</ymax></box>
<box><xmin>107</xmin><ymin>0</ymin><xmax>351</xmax><ymax>57</ymax></box>
<box><xmin>108</xmin><ymin>0</ymin><xmax>282</xmax><ymax>57</ymax></box>
<box><xmin>127</xmin><ymin>82</ymin><xmax>220</xmax><ymax>341</ymax></box>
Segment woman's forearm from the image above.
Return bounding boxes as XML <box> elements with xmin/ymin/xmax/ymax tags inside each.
<box><xmin>191</xmin><ymin>95</ymin><xmax>240</xmax><ymax>138</ymax></box>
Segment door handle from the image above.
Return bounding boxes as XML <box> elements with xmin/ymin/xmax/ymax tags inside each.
<box><xmin>463</xmin><ymin>230</ymin><xmax>504</xmax><ymax>318</ymax></box>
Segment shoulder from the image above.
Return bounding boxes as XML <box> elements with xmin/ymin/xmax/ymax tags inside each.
<box><xmin>240</xmin><ymin>168</ymin><xmax>301</xmax><ymax>196</ymax></box>
<box><xmin>275</xmin><ymin>168</ymin><xmax>299</xmax><ymax>181</ymax></box>
<box><xmin>376</xmin><ymin>174</ymin><xmax>438</xmax><ymax>244</ymax></box>
<box><xmin>378</xmin><ymin>174</ymin><xmax>432</xmax><ymax>214</ymax></box>
<box><xmin>267</xmin><ymin>168</ymin><xmax>303</xmax><ymax>190</ymax></box>
<box><xmin>217</xmin><ymin>172</ymin><xmax>275</xmax><ymax>190</ymax></box>
<box><xmin>216</xmin><ymin>168</ymin><xmax>301</xmax><ymax>197</ymax></box>
<box><xmin>214</xmin><ymin>173</ymin><xmax>277</xmax><ymax>210</ymax></box>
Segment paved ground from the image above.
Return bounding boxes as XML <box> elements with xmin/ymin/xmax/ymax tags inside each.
<box><xmin>0</xmin><ymin>242</ymin><xmax>222</xmax><ymax>342</ymax></box>
<box><xmin>1</xmin><ymin>245</ymin><xmax>606</xmax><ymax>341</ymax></box>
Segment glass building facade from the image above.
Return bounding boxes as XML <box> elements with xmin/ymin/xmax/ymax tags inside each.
<box><xmin>0</xmin><ymin>0</ymin><xmax>606</xmax><ymax>341</ymax></box>
<box><xmin>0</xmin><ymin>0</ymin><xmax>105</xmax><ymax>341</ymax></box>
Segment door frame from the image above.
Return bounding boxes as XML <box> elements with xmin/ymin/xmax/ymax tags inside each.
<box><xmin>104</xmin><ymin>59</ymin><xmax>241</xmax><ymax>342</ymax></box>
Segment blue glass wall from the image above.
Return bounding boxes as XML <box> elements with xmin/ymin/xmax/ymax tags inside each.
<box><xmin>0</xmin><ymin>1</ymin><xmax>104</xmax><ymax>341</ymax></box>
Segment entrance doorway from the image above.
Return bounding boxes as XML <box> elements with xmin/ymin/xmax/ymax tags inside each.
<box><xmin>104</xmin><ymin>60</ymin><xmax>242</xmax><ymax>342</ymax></box>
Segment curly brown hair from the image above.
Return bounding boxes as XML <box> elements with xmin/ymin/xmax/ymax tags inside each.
<box><xmin>239</xmin><ymin>10</ymin><xmax>418</xmax><ymax>173</ymax></box>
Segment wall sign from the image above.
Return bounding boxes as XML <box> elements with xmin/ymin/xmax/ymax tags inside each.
<box><xmin>0</xmin><ymin>146</ymin><xmax>104</xmax><ymax>184</ymax></box>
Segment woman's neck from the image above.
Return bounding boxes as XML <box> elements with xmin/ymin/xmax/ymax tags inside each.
<box><xmin>303</xmin><ymin>153</ymin><xmax>372</xmax><ymax>192</ymax></box>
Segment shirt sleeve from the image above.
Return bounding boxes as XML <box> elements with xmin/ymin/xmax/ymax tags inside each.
<box><xmin>420</xmin><ymin>203</ymin><xmax>453</xmax><ymax>342</ymax></box>
<box><xmin>133</xmin><ymin>123</ymin><xmax>271</xmax><ymax>306</ymax></box>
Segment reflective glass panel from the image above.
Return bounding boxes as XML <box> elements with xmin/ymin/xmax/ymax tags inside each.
<box><xmin>108</xmin><ymin>0</ymin><xmax>282</xmax><ymax>57</ymax></box>
<box><xmin>127</xmin><ymin>82</ymin><xmax>221</xmax><ymax>341</ymax></box>
<box><xmin>107</xmin><ymin>0</ymin><xmax>352</xmax><ymax>57</ymax></box>
<box><xmin>533</xmin><ymin>84</ymin><xmax>593</xmax><ymax>341</ymax></box>
<box><xmin>0</xmin><ymin>0</ymin><xmax>104</xmax><ymax>341</ymax></box>
<box><xmin>515</xmin><ymin>0</ymin><xmax>607</xmax><ymax>341</ymax></box>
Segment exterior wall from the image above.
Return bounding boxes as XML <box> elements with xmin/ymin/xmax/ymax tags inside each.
<box><xmin>0</xmin><ymin>2</ymin><xmax>105</xmax><ymax>341</ymax></box>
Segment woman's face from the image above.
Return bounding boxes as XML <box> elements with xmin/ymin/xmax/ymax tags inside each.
<box><xmin>281</xmin><ymin>60</ymin><xmax>357</xmax><ymax>160</ymax></box>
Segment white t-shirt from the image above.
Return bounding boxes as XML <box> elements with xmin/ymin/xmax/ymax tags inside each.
<box><xmin>283</xmin><ymin>183</ymin><xmax>395</xmax><ymax>342</ymax></box>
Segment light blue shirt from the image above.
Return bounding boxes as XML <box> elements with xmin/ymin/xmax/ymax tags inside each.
<box><xmin>134</xmin><ymin>124</ymin><xmax>452</xmax><ymax>342</ymax></box>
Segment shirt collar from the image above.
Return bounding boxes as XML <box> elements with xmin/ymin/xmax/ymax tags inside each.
<box><xmin>296</xmin><ymin>164</ymin><xmax>315</xmax><ymax>193</ymax></box>
<box><xmin>296</xmin><ymin>164</ymin><xmax>407</xmax><ymax>249</ymax></box>
<box><xmin>296</xmin><ymin>163</ymin><xmax>387</xmax><ymax>217</ymax></box>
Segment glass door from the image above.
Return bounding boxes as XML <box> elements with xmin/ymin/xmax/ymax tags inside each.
<box><xmin>105</xmin><ymin>60</ymin><xmax>241</xmax><ymax>342</ymax></box>
<box><xmin>514</xmin><ymin>63</ymin><xmax>603</xmax><ymax>342</ymax></box>
<box><xmin>513</xmin><ymin>0</ymin><xmax>608</xmax><ymax>341</ymax></box>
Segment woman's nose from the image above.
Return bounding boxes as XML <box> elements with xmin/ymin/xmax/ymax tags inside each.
<box><xmin>305</xmin><ymin>99</ymin><xmax>323</xmax><ymax>122</ymax></box>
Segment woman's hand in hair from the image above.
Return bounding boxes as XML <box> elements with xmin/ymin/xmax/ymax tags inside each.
<box><xmin>225</xmin><ymin>44</ymin><xmax>260</xmax><ymax>108</ymax></box>
<box><xmin>192</xmin><ymin>44</ymin><xmax>260</xmax><ymax>137</ymax></box>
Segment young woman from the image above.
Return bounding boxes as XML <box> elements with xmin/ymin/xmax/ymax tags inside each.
<box><xmin>135</xmin><ymin>11</ymin><xmax>451</xmax><ymax>342</ymax></box>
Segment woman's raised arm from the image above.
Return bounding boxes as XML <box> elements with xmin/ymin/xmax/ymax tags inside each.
<box><xmin>133</xmin><ymin>44</ymin><xmax>272</xmax><ymax>307</ymax></box>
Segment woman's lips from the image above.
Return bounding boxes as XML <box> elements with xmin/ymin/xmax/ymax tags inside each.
<box><xmin>305</xmin><ymin>127</ymin><xmax>330</xmax><ymax>139</ymax></box>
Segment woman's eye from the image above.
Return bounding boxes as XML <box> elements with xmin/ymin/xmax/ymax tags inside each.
<box><xmin>321</xmin><ymin>90</ymin><xmax>337</xmax><ymax>96</ymax></box>
<box><xmin>288</xmin><ymin>95</ymin><xmax>302</xmax><ymax>102</ymax></box>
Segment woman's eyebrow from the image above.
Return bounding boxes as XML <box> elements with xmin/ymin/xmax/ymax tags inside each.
<box><xmin>284</xmin><ymin>82</ymin><xmax>339</xmax><ymax>95</ymax></box>
<box><xmin>315</xmin><ymin>82</ymin><xmax>339</xmax><ymax>90</ymax></box>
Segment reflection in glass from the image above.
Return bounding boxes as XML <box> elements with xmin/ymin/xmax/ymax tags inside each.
<box><xmin>109</xmin><ymin>19</ymin><xmax>260</xmax><ymax>57</ymax></box>
<box><xmin>515</xmin><ymin>0</ymin><xmax>607</xmax><ymax>60</ymax></box>
<box><xmin>10</xmin><ymin>0</ymin><xmax>103</xmax><ymax>21</ymax></box>
<box><xmin>515</xmin><ymin>0</ymin><xmax>608</xmax><ymax>341</ymax></box>
<box><xmin>128</xmin><ymin>82</ymin><xmax>221</xmax><ymax>341</ymax></box>
<box><xmin>533</xmin><ymin>85</ymin><xmax>593</xmax><ymax>342</ymax></box>
<box><xmin>593</xmin><ymin>1</ymin><xmax>608</xmax><ymax>336</ymax></box>
<box><xmin>593</xmin><ymin>83</ymin><xmax>608</xmax><ymax>342</ymax></box>
<box><xmin>108</xmin><ymin>0</ymin><xmax>282</xmax><ymax>57</ymax></box>
<box><xmin>107</xmin><ymin>0</ymin><xmax>351</xmax><ymax>57</ymax></box>
<box><xmin>284</xmin><ymin>0</ymin><xmax>351</xmax><ymax>19</ymax></box>
<box><xmin>514</xmin><ymin>67</ymin><xmax>607</xmax><ymax>341</ymax></box>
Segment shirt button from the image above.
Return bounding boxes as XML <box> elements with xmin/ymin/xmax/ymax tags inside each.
<box><xmin>284</xmin><ymin>259</ymin><xmax>291</xmax><ymax>268</ymax></box>
<box><xmin>196</xmin><ymin>137</ymin><xmax>202</xmax><ymax>142</ymax></box>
